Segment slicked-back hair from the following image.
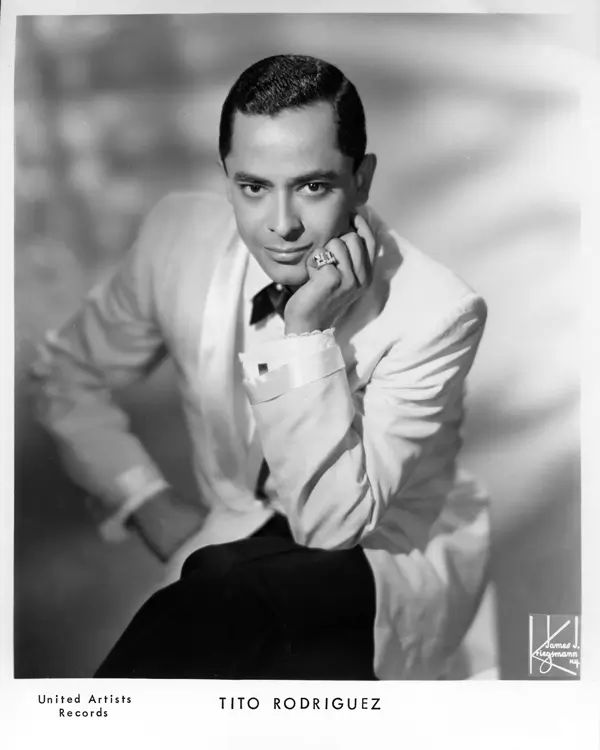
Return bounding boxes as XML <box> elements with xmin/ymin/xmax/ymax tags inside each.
<box><xmin>219</xmin><ymin>54</ymin><xmax>367</xmax><ymax>171</ymax></box>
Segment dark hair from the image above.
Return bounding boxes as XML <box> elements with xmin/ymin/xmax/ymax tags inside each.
<box><xmin>219</xmin><ymin>54</ymin><xmax>366</xmax><ymax>171</ymax></box>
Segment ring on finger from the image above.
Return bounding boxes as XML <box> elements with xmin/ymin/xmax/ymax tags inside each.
<box><xmin>313</xmin><ymin>249</ymin><xmax>338</xmax><ymax>269</ymax></box>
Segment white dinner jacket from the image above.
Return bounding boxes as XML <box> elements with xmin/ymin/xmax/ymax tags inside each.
<box><xmin>35</xmin><ymin>191</ymin><xmax>489</xmax><ymax>680</ymax></box>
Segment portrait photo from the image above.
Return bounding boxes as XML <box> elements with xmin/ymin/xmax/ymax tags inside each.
<box><xmin>13</xmin><ymin>10</ymin><xmax>582</xmax><ymax>687</ymax></box>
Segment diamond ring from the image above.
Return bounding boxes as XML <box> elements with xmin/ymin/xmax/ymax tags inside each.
<box><xmin>313</xmin><ymin>249</ymin><xmax>338</xmax><ymax>269</ymax></box>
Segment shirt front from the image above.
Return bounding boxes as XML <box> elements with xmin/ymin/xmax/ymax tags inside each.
<box><xmin>241</xmin><ymin>253</ymin><xmax>337</xmax><ymax>515</ymax></box>
<box><xmin>240</xmin><ymin>254</ymin><xmax>285</xmax><ymax>508</ymax></box>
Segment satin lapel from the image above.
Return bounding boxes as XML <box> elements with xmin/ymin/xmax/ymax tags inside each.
<box><xmin>198</xmin><ymin>233</ymin><xmax>250</xmax><ymax>507</ymax></box>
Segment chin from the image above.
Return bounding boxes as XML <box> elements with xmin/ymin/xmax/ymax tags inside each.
<box><xmin>267</xmin><ymin>264</ymin><xmax>309</xmax><ymax>288</ymax></box>
<box><xmin>255</xmin><ymin>252</ymin><xmax>310</xmax><ymax>287</ymax></box>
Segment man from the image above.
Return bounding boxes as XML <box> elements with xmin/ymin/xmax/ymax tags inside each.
<box><xmin>33</xmin><ymin>54</ymin><xmax>489</xmax><ymax>679</ymax></box>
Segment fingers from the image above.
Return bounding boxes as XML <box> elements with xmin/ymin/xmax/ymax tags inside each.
<box><xmin>324</xmin><ymin>238</ymin><xmax>356</xmax><ymax>287</ymax></box>
<box><xmin>306</xmin><ymin>248</ymin><xmax>342</xmax><ymax>287</ymax></box>
<box><xmin>337</xmin><ymin>231</ymin><xmax>371</xmax><ymax>286</ymax></box>
<box><xmin>308</xmin><ymin>213</ymin><xmax>377</xmax><ymax>293</ymax></box>
<box><xmin>352</xmin><ymin>213</ymin><xmax>377</xmax><ymax>264</ymax></box>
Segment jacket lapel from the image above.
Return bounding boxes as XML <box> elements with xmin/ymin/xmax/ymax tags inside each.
<box><xmin>198</xmin><ymin>232</ymin><xmax>253</xmax><ymax>510</ymax></box>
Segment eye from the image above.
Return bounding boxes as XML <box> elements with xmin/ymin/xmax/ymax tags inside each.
<box><xmin>300</xmin><ymin>182</ymin><xmax>330</xmax><ymax>196</ymax></box>
<box><xmin>240</xmin><ymin>183</ymin><xmax>266</xmax><ymax>197</ymax></box>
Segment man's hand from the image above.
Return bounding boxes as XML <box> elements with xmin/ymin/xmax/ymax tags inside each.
<box><xmin>125</xmin><ymin>488</ymin><xmax>204</xmax><ymax>563</ymax></box>
<box><xmin>284</xmin><ymin>214</ymin><xmax>377</xmax><ymax>335</ymax></box>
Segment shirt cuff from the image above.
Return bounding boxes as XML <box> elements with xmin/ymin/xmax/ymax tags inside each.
<box><xmin>99</xmin><ymin>466</ymin><xmax>170</xmax><ymax>542</ymax></box>
<box><xmin>240</xmin><ymin>328</ymin><xmax>336</xmax><ymax>380</ymax></box>
<box><xmin>240</xmin><ymin>330</ymin><xmax>345</xmax><ymax>404</ymax></box>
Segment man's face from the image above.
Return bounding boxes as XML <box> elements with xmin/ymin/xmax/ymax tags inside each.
<box><xmin>223</xmin><ymin>101</ymin><xmax>372</xmax><ymax>288</ymax></box>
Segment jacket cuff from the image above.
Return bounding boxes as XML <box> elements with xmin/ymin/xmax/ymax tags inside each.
<box><xmin>99</xmin><ymin>467</ymin><xmax>170</xmax><ymax>542</ymax></box>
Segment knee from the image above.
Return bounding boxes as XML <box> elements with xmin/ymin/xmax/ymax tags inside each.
<box><xmin>180</xmin><ymin>540</ymin><xmax>248</xmax><ymax>581</ymax></box>
<box><xmin>179</xmin><ymin>538</ymin><xmax>295</xmax><ymax>628</ymax></box>
<box><xmin>180</xmin><ymin>535</ymin><xmax>292</xmax><ymax>581</ymax></box>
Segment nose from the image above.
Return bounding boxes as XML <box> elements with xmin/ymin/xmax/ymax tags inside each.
<box><xmin>268</xmin><ymin>193</ymin><xmax>303</xmax><ymax>241</ymax></box>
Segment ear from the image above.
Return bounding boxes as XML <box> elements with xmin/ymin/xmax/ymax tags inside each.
<box><xmin>354</xmin><ymin>153</ymin><xmax>377</xmax><ymax>206</ymax></box>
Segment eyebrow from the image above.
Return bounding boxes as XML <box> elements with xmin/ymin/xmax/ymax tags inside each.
<box><xmin>232</xmin><ymin>170</ymin><xmax>340</xmax><ymax>187</ymax></box>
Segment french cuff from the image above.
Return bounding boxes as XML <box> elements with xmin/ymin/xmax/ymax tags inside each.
<box><xmin>240</xmin><ymin>327</ymin><xmax>336</xmax><ymax>377</ymax></box>
<box><xmin>242</xmin><ymin>344</ymin><xmax>346</xmax><ymax>404</ymax></box>
<box><xmin>99</xmin><ymin>466</ymin><xmax>170</xmax><ymax>542</ymax></box>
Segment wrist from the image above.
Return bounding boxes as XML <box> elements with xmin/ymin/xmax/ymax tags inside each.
<box><xmin>284</xmin><ymin>314</ymin><xmax>325</xmax><ymax>335</ymax></box>
<box><xmin>127</xmin><ymin>488</ymin><xmax>204</xmax><ymax>562</ymax></box>
<box><xmin>126</xmin><ymin>487</ymin><xmax>175</xmax><ymax>528</ymax></box>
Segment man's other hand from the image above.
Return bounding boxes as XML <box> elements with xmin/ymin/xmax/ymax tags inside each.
<box><xmin>284</xmin><ymin>214</ymin><xmax>377</xmax><ymax>335</ymax></box>
<box><xmin>125</xmin><ymin>488</ymin><xmax>204</xmax><ymax>562</ymax></box>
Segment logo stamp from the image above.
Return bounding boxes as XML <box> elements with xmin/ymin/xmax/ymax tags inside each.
<box><xmin>529</xmin><ymin>614</ymin><xmax>580</xmax><ymax>678</ymax></box>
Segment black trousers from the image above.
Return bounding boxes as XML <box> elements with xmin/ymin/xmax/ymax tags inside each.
<box><xmin>95</xmin><ymin>515</ymin><xmax>377</xmax><ymax>679</ymax></box>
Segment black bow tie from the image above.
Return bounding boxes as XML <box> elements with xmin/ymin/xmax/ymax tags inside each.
<box><xmin>250</xmin><ymin>283</ymin><xmax>292</xmax><ymax>325</ymax></box>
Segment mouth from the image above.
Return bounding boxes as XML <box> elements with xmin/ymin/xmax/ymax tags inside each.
<box><xmin>264</xmin><ymin>244</ymin><xmax>312</xmax><ymax>264</ymax></box>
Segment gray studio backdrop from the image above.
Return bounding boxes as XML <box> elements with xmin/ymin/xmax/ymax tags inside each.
<box><xmin>14</xmin><ymin>14</ymin><xmax>580</xmax><ymax>678</ymax></box>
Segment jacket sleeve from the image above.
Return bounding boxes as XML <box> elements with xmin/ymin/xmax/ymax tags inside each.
<box><xmin>30</xmin><ymin>196</ymin><xmax>180</xmax><ymax>526</ymax></box>
<box><xmin>242</xmin><ymin>292</ymin><xmax>487</xmax><ymax>550</ymax></box>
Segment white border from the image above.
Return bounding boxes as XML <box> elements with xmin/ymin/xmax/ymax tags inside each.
<box><xmin>2</xmin><ymin>1</ymin><xmax>599</xmax><ymax>747</ymax></box>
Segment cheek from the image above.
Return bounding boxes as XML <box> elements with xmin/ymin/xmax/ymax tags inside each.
<box><xmin>313</xmin><ymin>197</ymin><xmax>353</xmax><ymax>237</ymax></box>
<box><xmin>232</xmin><ymin>199</ymin><xmax>260</xmax><ymax>241</ymax></box>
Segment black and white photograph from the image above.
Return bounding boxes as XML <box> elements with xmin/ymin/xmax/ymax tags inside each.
<box><xmin>4</xmin><ymin>2</ymin><xmax>600</xmax><ymax>748</ymax></box>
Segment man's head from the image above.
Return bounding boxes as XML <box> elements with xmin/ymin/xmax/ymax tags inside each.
<box><xmin>219</xmin><ymin>54</ymin><xmax>376</xmax><ymax>287</ymax></box>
